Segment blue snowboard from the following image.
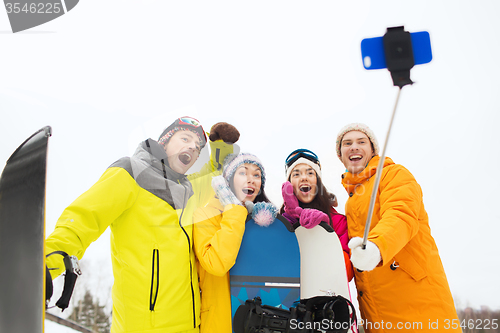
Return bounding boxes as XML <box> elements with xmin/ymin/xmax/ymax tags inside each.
<box><xmin>229</xmin><ymin>214</ymin><xmax>300</xmax><ymax>323</ymax></box>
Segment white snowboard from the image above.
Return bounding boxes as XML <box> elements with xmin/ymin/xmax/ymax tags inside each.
<box><xmin>295</xmin><ymin>225</ymin><xmax>350</xmax><ymax>300</ymax></box>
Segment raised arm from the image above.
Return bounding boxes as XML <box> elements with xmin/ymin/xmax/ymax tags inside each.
<box><xmin>45</xmin><ymin>165</ymin><xmax>139</xmax><ymax>279</ymax></box>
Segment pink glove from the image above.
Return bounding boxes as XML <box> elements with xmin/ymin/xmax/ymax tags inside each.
<box><xmin>300</xmin><ymin>209</ymin><xmax>329</xmax><ymax>229</ymax></box>
<box><xmin>282</xmin><ymin>181</ymin><xmax>303</xmax><ymax>219</ymax></box>
<box><xmin>282</xmin><ymin>182</ymin><xmax>330</xmax><ymax>229</ymax></box>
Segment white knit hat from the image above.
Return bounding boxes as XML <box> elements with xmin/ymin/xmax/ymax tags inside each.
<box><xmin>285</xmin><ymin>149</ymin><xmax>322</xmax><ymax>180</ymax></box>
<box><xmin>286</xmin><ymin>157</ymin><xmax>322</xmax><ymax>180</ymax></box>
<box><xmin>336</xmin><ymin>123</ymin><xmax>379</xmax><ymax>160</ymax></box>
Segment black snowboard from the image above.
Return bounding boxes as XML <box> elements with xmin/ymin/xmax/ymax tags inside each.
<box><xmin>0</xmin><ymin>126</ymin><xmax>51</xmax><ymax>333</ymax></box>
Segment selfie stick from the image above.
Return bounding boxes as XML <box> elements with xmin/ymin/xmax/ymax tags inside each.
<box><xmin>361</xmin><ymin>26</ymin><xmax>414</xmax><ymax>249</ymax></box>
<box><xmin>361</xmin><ymin>88</ymin><xmax>401</xmax><ymax>249</ymax></box>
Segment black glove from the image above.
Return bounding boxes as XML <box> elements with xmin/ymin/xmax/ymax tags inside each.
<box><xmin>45</xmin><ymin>265</ymin><xmax>53</xmax><ymax>304</ymax></box>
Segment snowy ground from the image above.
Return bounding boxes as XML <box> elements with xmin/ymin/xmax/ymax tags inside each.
<box><xmin>44</xmin><ymin>319</ymin><xmax>82</xmax><ymax>333</ymax></box>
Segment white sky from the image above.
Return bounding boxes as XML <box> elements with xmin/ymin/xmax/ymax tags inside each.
<box><xmin>2</xmin><ymin>0</ymin><xmax>499</xmax><ymax>315</ymax></box>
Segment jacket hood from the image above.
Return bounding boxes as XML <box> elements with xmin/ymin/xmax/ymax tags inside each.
<box><xmin>110</xmin><ymin>139</ymin><xmax>194</xmax><ymax>210</ymax></box>
<box><xmin>341</xmin><ymin>156</ymin><xmax>394</xmax><ymax>194</ymax></box>
<box><xmin>139</xmin><ymin>139</ymin><xmax>187</xmax><ymax>180</ymax></box>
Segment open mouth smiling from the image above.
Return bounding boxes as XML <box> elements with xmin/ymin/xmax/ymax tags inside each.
<box><xmin>299</xmin><ymin>185</ymin><xmax>311</xmax><ymax>193</ymax></box>
<box><xmin>349</xmin><ymin>154</ymin><xmax>363</xmax><ymax>162</ymax></box>
<box><xmin>242</xmin><ymin>188</ymin><xmax>255</xmax><ymax>195</ymax></box>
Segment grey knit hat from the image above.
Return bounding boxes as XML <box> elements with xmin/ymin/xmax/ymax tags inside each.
<box><xmin>336</xmin><ymin>123</ymin><xmax>379</xmax><ymax>160</ymax></box>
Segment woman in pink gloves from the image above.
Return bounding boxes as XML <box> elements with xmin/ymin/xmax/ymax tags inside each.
<box><xmin>280</xmin><ymin>148</ymin><xmax>354</xmax><ymax>282</ymax></box>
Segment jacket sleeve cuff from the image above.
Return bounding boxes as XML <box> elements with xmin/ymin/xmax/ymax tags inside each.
<box><xmin>223</xmin><ymin>204</ymin><xmax>248</xmax><ymax>215</ymax></box>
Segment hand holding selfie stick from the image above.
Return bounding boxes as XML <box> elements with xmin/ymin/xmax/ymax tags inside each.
<box><xmin>361</xmin><ymin>26</ymin><xmax>417</xmax><ymax>250</ymax></box>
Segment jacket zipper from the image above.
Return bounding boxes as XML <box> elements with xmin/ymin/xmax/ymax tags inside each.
<box><xmin>148</xmin><ymin>159</ymin><xmax>166</xmax><ymax>313</ymax></box>
<box><xmin>157</xmin><ymin>162</ymin><xmax>196</xmax><ymax>326</ymax></box>
<box><xmin>149</xmin><ymin>249</ymin><xmax>159</xmax><ymax>311</ymax></box>
<box><xmin>215</xmin><ymin>148</ymin><xmax>221</xmax><ymax>170</ymax></box>
<box><xmin>178</xmin><ymin>183</ymin><xmax>197</xmax><ymax>328</ymax></box>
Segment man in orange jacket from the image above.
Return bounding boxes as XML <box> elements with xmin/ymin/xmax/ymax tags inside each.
<box><xmin>336</xmin><ymin>123</ymin><xmax>461</xmax><ymax>333</ymax></box>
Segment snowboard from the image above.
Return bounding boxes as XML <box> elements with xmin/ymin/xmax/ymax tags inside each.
<box><xmin>229</xmin><ymin>214</ymin><xmax>300</xmax><ymax>326</ymax></box>
<box><xmin>0</xmin><ymin>126</ymin><xmax>52</xmax><ymax>333</ymax></box>
<box><xmin>295</xmin><ymin>224</ymin><xmax>356</xmax><ymax>333</ymax></box>
<box><xmin>295</xmin><ymin>225</ymin><xmax>350</xmax><ymax>300</ymax></box>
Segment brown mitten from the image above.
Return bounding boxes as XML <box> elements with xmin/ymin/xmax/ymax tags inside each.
<box><xmin>209</xmin><ymin>122</ymin><xmax>240</xmax><ymax>143</ymax></box>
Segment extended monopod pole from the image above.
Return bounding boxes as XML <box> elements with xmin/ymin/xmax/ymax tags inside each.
<box><xmin>361</xmin><ymin>87</ymin><xmax>402</xmax><ymax>249</ymax></box>
<box><xmin>360</xmin><ymin>26</ymin><xmax>417</xmax><ymax>249</ymax></box>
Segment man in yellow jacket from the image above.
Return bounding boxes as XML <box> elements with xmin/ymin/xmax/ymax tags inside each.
<box><xmin>45</xmin><ymin>117</ymin><xmax>239</xmax><ymax>333</ymax></box>
<box><xmin>336</xmin><ymin>123</ymin><xmax>461</xmax><ymax>333</ymax></box>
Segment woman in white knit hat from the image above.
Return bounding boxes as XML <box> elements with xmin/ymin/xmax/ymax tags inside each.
<box><xmin>336</xmin><ymin>123</ymin><xmax>461</xmax><ymax>333</ymax></box>
<box><xmin>193</xmin><ymin>153</ymin><xmax>277</xmax><ymax>333</ymax></box>
<box><xmin>280</xmin><ymin>148</ymin><xmax>354</xmax><ymax>282</ymax></box>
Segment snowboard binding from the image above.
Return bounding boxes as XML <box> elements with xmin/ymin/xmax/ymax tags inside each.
<box><xmin>233</xmin><ymin>295</ymin><xmax>356</xmax><ymax>333</ymax></box>
<box><xmin>45</xmin><ymin>251</ymin><xmax>82</xmax><ymax>311</ymax></box>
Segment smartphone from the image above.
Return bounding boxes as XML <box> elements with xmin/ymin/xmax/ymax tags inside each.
<box><xmin>361</xmin><ymin>31</ymin><xmax>432</xmax><ymax>70</ymax></box>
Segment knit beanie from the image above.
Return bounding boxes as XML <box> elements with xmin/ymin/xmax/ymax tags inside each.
<box><xmin>336</xmin><ymin>123</ymin><xmax>379</xmax><ymax>160</ymax></box>
<box><xmin>157</xmin><ymin>116</ymin><xmax>207</xmax><ymax>149</ymax></box>
<box><xmin>223</xmin><ymin>153</ymin><xmax>266</xmax><ymax>188</ymax></box>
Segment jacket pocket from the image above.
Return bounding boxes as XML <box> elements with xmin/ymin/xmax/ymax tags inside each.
<box><xmin>393</xmin><ymin>247</ymin><xmax>427</xmax><ymax>282</ymax></box>
<box><xmin>150</xmin><ymin>249</ymin><xmax>159</xmax><ymax>311</ymax></box>
<box><xmin>200</xmin><ymin>305</ymin><xmax>214</xmax><ymax>333</ymax></box>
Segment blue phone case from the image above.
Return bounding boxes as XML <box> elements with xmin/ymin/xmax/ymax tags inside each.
<box><xmin>361</xmin><ymin>31</ymin><xmax>432</xmax><ymax>70</ymax></box>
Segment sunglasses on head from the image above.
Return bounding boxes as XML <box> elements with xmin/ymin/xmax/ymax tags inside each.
<box><xmin>285</xmin><ymin>149</ymin><xmax>320</xmax><ymax>168</ymax></box>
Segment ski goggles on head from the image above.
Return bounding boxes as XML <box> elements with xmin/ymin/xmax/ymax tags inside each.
<box><xmin>285</xmin><ymin>149</ymin><xmax>322</xmax><ymax>179</ymax></box>
<box><xmin>177</xmin><ymin>116</ymin><xmax>207</xmax><ymax>143</ymax></box>
<box><xmin>285</xmin><ymin>149</ymin><xmax>320</xmax><ymax>169</ymax></box>
<box><xmin>159</xmin><ymin>116</ymin><xmax>207</xmax><ymax>148</ymax></box>
<box><xmin>178</xmin><ymin>116</ymin><xmax>202</xmax><ymax>128</ymax></box>
<box><xmin>177</xmin><ymin>117</ymin><xmax>207</xmax><ymax>146</ymax></box>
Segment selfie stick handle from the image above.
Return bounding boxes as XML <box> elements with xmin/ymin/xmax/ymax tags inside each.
<box><xmin>362</xmin><ymin>87</ymin><xmax>402</xmax><ymax>249</ymax></box>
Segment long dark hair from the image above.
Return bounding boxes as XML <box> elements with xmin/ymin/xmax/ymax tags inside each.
<box><xmin>280</xmin><ymin>175</ymin><xmax>335</xmax><ymax>223</ymax></box>
<box><xmin>254</xmin><ymin>188</ymin><xmax>271</xmax><ymax>204</ymax></box>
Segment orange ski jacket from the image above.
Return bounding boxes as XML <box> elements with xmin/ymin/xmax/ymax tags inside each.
<box><xmin>342</xmin><ymin>156</ymin><xmax>461</xmax><ymax>333</ymax></box>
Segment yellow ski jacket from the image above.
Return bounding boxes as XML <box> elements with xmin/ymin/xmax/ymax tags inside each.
<box><xmin>342</xmin><ymin>156</ymin><xmax>461</xmax><ymax>333</ymax></box>
<box><xmin>193</xmin><ymin>197</ymin><xmax>248</xmax><ymax>333</ymax></box>
<box><xmin>46</xmin><ymin>139</ymin><xmax>233</xmax><ymax>333</ymax></box>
